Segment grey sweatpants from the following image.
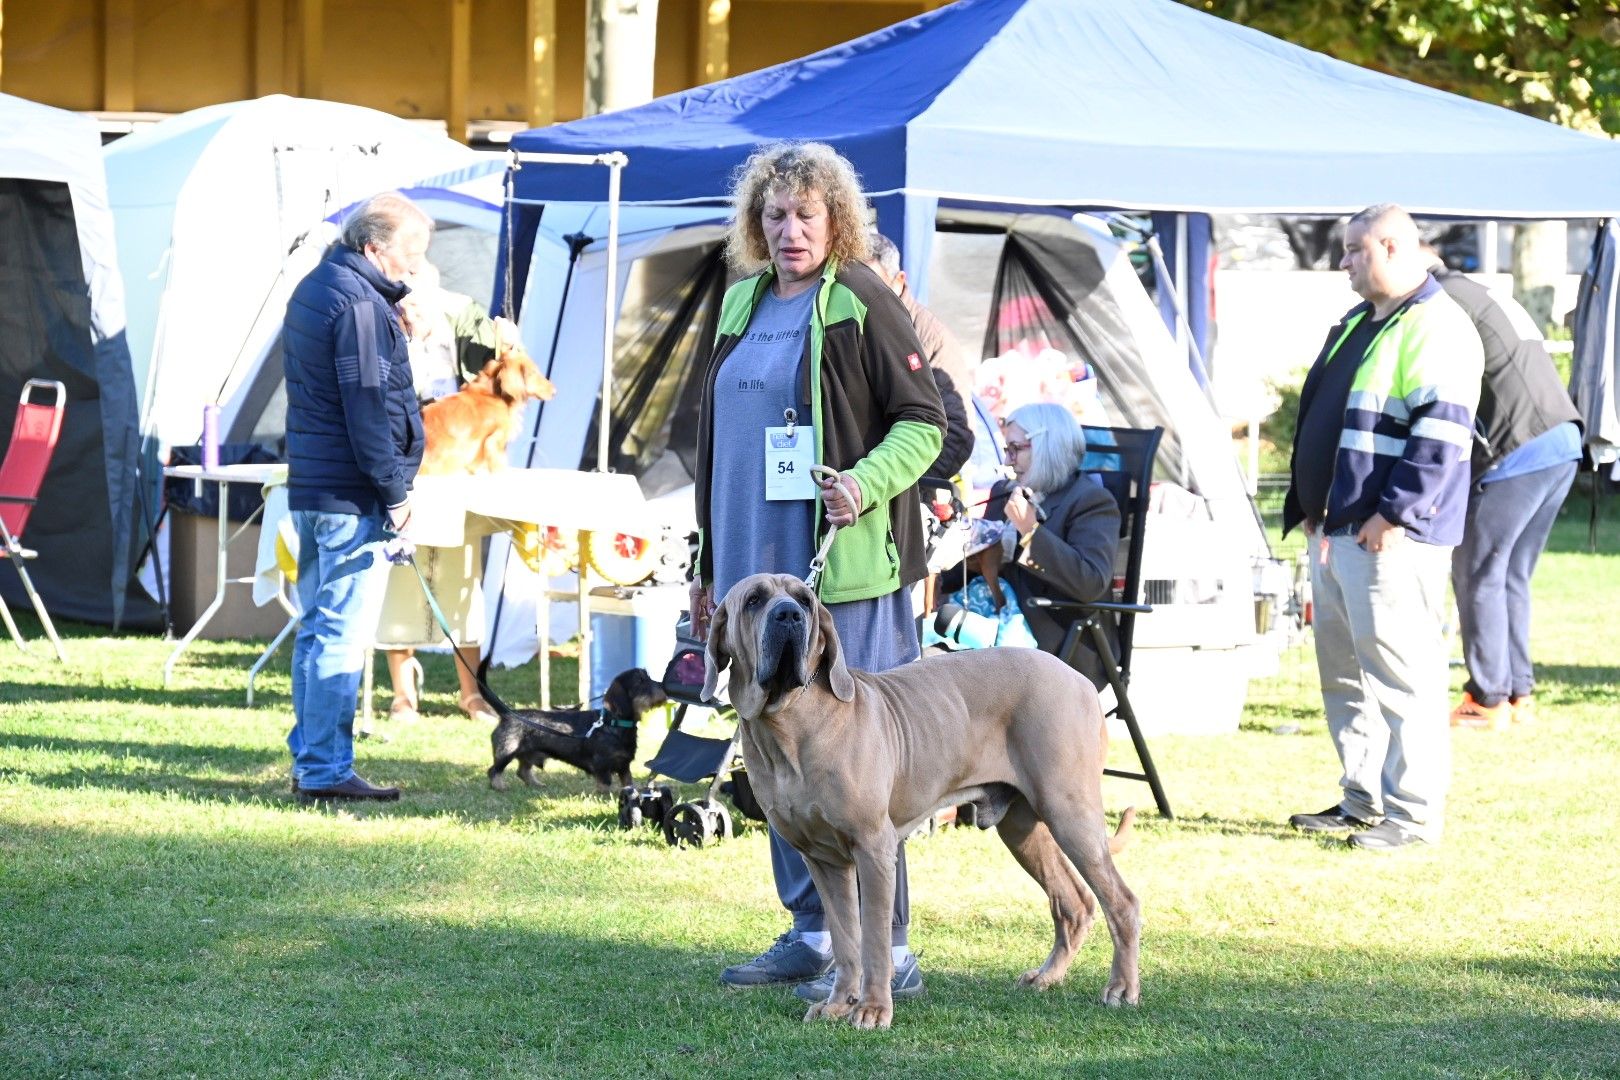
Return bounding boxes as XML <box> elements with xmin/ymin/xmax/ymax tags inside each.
<box><xmin>1309</xmin><ymin>533</ymin><xmax>1453</xmax><ymax>841</ymax></box>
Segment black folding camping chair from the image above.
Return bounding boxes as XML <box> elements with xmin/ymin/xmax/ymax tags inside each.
<box><xmin>1024</xmin><ymin>425</ymin><xmax>1173</xmax><ymax>819</ymax></box>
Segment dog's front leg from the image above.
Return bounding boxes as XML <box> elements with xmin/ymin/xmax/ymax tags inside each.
<box><xmin>848</xmin><ymin>835</ymin><xmax>898</xmax><ymax>1030</ymax></box>
<box><xmin>799</xmin><ymin>854</ymin><xmax>860</xmax><ymax>1024</ymax></box>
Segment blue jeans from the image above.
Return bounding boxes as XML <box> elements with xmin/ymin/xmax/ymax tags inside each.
<box><xmin>288</xmin><ymin>509</ymin><xmax>391</xmax><ymax>789</ymax></box>
<box><xmin>1452</xmin><ymin>460</ymin><xmax>1577</xmax><ymax>706</ymax></box>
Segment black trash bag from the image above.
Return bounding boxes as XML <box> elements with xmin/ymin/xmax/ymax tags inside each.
<box><xmin>164</xmin><ymin>443</ymin><xmax>283</xmax><ymax>523</ymax></box>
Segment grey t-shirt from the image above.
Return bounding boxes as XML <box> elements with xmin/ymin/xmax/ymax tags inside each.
<box><xmin>710</xmin><ymin>286</ymin><xmax>818</xmax><ymax>604</ymax></box>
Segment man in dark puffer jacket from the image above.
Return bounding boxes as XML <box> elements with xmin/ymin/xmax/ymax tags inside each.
<box><xmin>283</xmin><ymin>191</ymin><xmax>429</xmax><ymax>802</ymax></box>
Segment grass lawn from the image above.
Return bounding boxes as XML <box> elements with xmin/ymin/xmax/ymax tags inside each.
<box><xmin>3</xmin><ymin>503</ymin><xmax>1618</xmax><ymax>1078</ymax></box>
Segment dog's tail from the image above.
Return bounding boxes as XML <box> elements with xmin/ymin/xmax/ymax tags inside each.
<box><xmin>472</xmin><ymin>655</ymin><xmax>516</xmax><ymax>720</ymax></box>
<box><xmin>1107</xmin><ymin>806</ymin><xmax>1137</xmax><ymax>854</ymax></box>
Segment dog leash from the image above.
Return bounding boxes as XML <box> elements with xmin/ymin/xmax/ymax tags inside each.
<box><xmin>396</xmin><ymin>549</ymin><xmax>609</xmax><ymax>737</ymax></box>
<box><xmin>806</xmin><ymin>464</ymin><xmax>845</xmax><ymax>590</ymax></box>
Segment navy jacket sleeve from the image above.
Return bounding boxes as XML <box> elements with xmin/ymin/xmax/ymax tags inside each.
<box><xmin>334</xmin><ymin>300</ymin><xmax>410</xmax><ymax>508</ymax></box>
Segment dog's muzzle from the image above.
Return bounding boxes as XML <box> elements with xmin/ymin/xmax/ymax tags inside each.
<box><xmin>755</xmin><ymin>596</ymin><xmax>809</xmax><ymax>695</ymax></box>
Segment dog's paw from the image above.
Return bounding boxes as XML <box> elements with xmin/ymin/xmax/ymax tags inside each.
<box><xmin>1100</xmin><ymin>978</ymin><xmax>1140</xmax><ymax>1007</ymax></box>
<box><xmin>848</xmin><ymin>1001</ymin><xmax>893</xmax><ymax>1030</ymax></box>
<box><xmin>488</xmin><ymin>773</ymin><xmax>508</xmax><ymax>792</ymax></box>
<box><xmin>520</xmin><ymin>770</ymin><xmax>544</xmax><ymax>789</ymax></box>
<box><xmin>1018</xmin><ymin>967</ymin><xmax>1066</xmax><ymax>991</ymax></box>
<box><xmin>803</xmin><ymin>998</ymin><xmax>853</xmax><ymax>1023</ymax></box>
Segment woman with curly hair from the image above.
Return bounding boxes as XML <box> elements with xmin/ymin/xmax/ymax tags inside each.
<box><xmin>687</xmin><ymin>141</ymin><xmax>945</xmax><ymax>1001</ymax></box>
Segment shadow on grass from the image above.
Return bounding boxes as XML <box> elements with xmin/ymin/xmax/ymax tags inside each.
<box><xmin>1532</xmin><ymin>662</ymin><xmax>1620</xmax><ymax>696</ymax></box>
<box><xmin>2</xmin><ymin>677</ymin><xmax>265</xmax><ymax>711</ymax></box>
<box><xmin>3</xmin><ymin>820</ymin><xmax>1616</xmax><ymax>1078</ymax></box>
<box><xmin>0</xmin><ymin>729</ymin><xmax>693</xmax><ymax>832</ymax></box>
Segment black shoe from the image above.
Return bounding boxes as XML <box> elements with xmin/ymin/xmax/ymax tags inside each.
<box><xmin>296</xmin><ymin>774</ymin><xmax>401</xmax><ymax>802</ymax></box>
<box><xmin>1348</xmin><ymin>820</ymin><xmax>1427</xmax><ymax>851</ymax></box>
<box><xmin>1288</xmin><ymin>805</ymin><xmax>1371</xmax><ymax>833</ymax></box>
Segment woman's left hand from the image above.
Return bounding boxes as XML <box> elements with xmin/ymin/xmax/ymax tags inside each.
<box><xmin>818</xmin><ymin>471</ymin><xmax>863</xmax><ymax>526</ymax></box>
<box><xmin>1004</xmin><ymin>485</ymin><xmax>1039</xmax><ymax>537</ymax></box>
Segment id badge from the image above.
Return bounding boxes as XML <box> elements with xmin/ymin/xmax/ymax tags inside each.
<box><xmin>764</xmin><ymin>425</ymin><xmax>816</xmax><ymax>500</ymax></box>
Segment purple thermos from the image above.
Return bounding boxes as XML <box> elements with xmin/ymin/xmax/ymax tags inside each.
<box><xmin>202</xmin><ymin>405</ymin><xmax>221</xmax><ymax>470</ymax></box>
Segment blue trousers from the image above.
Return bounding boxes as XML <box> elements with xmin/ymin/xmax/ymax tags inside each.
<box><xmin>288</xmin><ymin>509</ymin><xmax>391</xmax><ymax>789</ymax></box>
<box><xmin>1451</xmin><ymin>460</ymin><xmax>1577</xmax><ymax>707</ymax></box>
<box><xmin>771</xmin><ymin>590</ymin><xmax>918</xmax><ymax>942</ymax></box>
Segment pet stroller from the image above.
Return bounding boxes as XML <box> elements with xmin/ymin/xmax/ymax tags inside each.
<box><xmin>617</xmin><ymin>628</ymin><xmax>767</xmax><ymax>849</ymax></box>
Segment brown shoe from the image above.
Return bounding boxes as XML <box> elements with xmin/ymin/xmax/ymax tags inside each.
<box><xmin>296</xmin><ymin>774</ymin><xmax>401</xmax><ymax>802</ymax></box>
<box><xmin>1450</xmin><ymin>692</ymin><xmax>1510</xmax><ymax>731</ymax></box>
<box><xmin>1510</xmin><ymin>694</ymin><xmax>1537</xmax><ymax>726</ymax></box>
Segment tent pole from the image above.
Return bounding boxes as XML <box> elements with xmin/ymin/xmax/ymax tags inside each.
<box><xmin>601</xmin><ymin>155</ymin><xmax>625</xmax><ymax>473</ymax></box>
<box><xmin>508</xmin><ymin>148</ymin><xmax>629</xmax><ymax>473</ymax></box>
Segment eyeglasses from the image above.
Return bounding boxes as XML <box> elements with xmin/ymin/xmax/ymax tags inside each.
<box><xmin>1004</xmin><ymin>440</ymin><xmax>1034</xmax><ymax>455</ymax></box>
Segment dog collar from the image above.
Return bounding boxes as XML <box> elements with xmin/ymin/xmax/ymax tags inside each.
<box><xmin>598</xmin><ymin>708</ymin><xmax>638</xmax><ymax>731</ymax></box>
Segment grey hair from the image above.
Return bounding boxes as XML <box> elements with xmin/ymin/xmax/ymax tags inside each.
<box><xmin>1006</xmin><ymin>401</ymin><xmax>1088</xmax><ymax>495</ymax></box>
<box><xmin>724</xmin><ymin>141</ymin><xmax>871</xmax><ymax>273</ymax></box>
<box><xmin>866</xmin><ymin>232</ymin><xmax>901</xmax><ymax>282</ymax></box>
<box><xmin>1348</xmin><ymin>202</ymin><xmax>1418</xmax><ymax>242</ymax></box>
<box><xmin>340</xmin><ymin>191</ymin><xmax>433</xmax><ymax>253</ymax></box>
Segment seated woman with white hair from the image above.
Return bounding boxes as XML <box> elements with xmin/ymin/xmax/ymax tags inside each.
<box><xmin>988</xmin><ymin>400</ymin><xmax>1121</xmax><ymax>687</ymax></box>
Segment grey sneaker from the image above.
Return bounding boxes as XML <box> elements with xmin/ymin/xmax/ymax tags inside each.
<box><xmin>720</xmin><ymin>931</ymin><xmax>834</xmax><ymax>987</ymax></box>
<box><xmin>793</xmin><ymin>951</ymin><xmax>924</xmax><ymax>1002</ymax></box>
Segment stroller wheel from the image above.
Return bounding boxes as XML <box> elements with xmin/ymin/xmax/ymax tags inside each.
<box><xmin>705</xmin><ymin>798</ymin><xmax>733</xmax><ymax>842</ymax></box>
<box><xmin>645</xmin><ymin>785</ymin><xmax>675</xmax><ymax>829</ymax></box>
<box><xmin>663</xmin><ymin>802</ymin><xmax>715</xmax><ymax>849</ymax></box>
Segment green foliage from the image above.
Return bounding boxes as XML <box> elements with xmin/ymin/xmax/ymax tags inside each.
<box><xmin>1187</xmin><ymin>0</ymin><xmax>1620</xmax><ymax>134</ymax></box>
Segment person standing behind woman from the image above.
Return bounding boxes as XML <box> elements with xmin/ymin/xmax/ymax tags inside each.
<box><xmin>989</xmin><ymin>401</ymin><xmax>1120</xmax><ymax>688</ymax></box>
<box><xmin>687</xmin><ymin>142</ymin><xmax>945</xmax><ymax>998</ymax></box>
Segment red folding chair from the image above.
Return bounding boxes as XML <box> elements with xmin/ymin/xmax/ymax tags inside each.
<box><xmin>0</xmin><ymin>379</ymin><xmax>68</xmax><ymax>660</ymax></box>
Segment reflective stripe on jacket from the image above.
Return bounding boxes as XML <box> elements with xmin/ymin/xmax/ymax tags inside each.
<box><xmin>1284</xmin><ymin>275</ymin><xmax>1482</xmax><ymax>546</ymax></box>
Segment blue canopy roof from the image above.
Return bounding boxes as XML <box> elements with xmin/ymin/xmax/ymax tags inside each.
<box><xmin>509</xmin><ymin>0</ymin><xmax>1620</xmax><ymax>217</ymax></box>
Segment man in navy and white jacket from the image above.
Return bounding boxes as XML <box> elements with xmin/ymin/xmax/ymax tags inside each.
<box><xmin>282</xmin><ymin>191</ymin><xmax>429</xmax><ymax>802</ymax></box>
<box><xmin>1283</xmin><ymin>204</ymin><xmax>1482</xmax><ymax>851</ymax></box>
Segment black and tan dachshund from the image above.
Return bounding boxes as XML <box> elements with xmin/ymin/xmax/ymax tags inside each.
<box><xmin>484</xmin><ymin>667</ymin><xmax>668</xmax><ymax>792</ymax></box>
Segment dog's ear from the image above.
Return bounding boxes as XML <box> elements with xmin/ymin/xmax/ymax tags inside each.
<box><xmin>602</xmin><ymin>675</ymin><xmax>629</xmax><ymax>718</ymax></box>
<box><xmin>495</xmin><ymin>356</ymin><xmax>526</xmax><ymax>403</ymax></box>
<box><xmin>700</xmin><ymin>597</ymin><xmax>730</xmax><ymax>703</ymax></box>
<box><xmin>812</xmin><ymin>590</ymin><xmax>855</xmax><ymax>702</ymax></box>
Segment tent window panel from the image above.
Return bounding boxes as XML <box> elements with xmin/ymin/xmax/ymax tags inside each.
<box><xmin>583</xmin><ymin>243</ymin><xmax>727</xmax><ymax>498</ymax></box>
<box><xmin>429</xmin><ymin>224</ymin><xmax>501</xmax><ymax>314</ymax></box>
<box><xmin>0</xmin><ymin>179</ymin><xmax>101</xmax><ymax>397</ymax></box>
<box><xmin>987</xmin><ymin>227</ymin><xmax>1191</xmax><ymax>490</ymax></box>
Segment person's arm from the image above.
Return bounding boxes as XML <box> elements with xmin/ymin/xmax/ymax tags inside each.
<box><xmin>1016</xmin><ymin>481</ymin><xmax>1119</xmax><ymax>604</ymax></box>
<box><xmin>926</xmin><ymin>368</ymin><xmax>974</xmax><ymax>480</ymax></box>
<box><xmin>448</xmin><ymin>296</ymin><xmax>498</xmax><ymax>384</ymax></box>
<box><xmin>1375</xmin><ymin>309</ymin><xmax>1484</xmax><ymax>533</ymax></box>
<box><xmin>333</xmin><ymin>300</ymin><xmax>411</xmax><ymax>509</ymax></box>
<box><xmin>838</xmin><ymin>286</ymin><xmax>946</xmax><ymax>514</ymax></box>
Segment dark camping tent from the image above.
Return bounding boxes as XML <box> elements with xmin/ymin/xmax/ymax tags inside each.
<box><xmin>0</xmin><ymin>93</ymin><xmax>148</xmax><ymax>629</ymax></box>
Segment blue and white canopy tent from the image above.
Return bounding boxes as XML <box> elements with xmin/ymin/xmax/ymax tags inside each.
<box><xmin>486</xmin><ymin>0</ymin><xmax>1620</xmax><ymax>679</ymax></box>
<box><xmin>501</xmin><ymin>0</ymin><xmax>1620</xmax><ymax>457</ymax></box>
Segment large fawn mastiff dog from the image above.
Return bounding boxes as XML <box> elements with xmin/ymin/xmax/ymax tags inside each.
<box><xmin>703</xmin><ymin>573</ymin><xmax>1141</xmax><ymax>1030</ymax></box>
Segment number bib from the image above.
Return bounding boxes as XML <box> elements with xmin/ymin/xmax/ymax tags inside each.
<box><xmin>764</xmin><ymin>425</ymin><xmax>816</xmax><ymax>501</ymax></box>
